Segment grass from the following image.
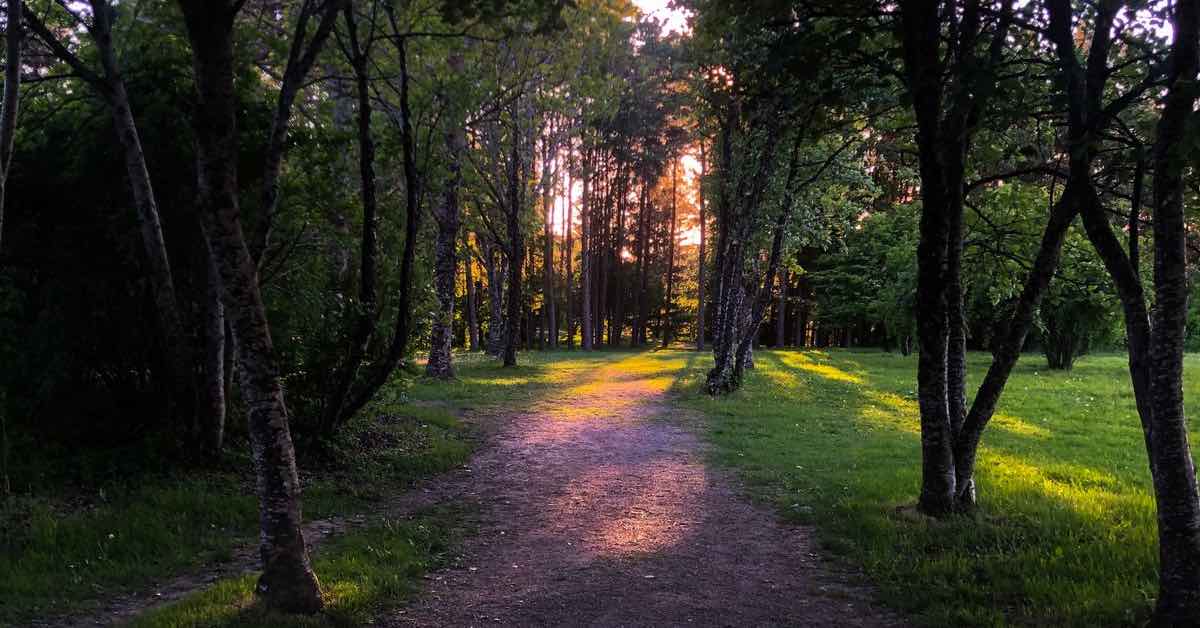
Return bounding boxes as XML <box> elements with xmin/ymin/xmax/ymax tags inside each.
<box><xmin>0</xmin><ymin>388</ymin><xmax>473</xmax><ymax>626</ymax></box>
<box><xmin>5</xmin><ymin>347</ymin><xmax>1177</xmax><ymax>626</ymax></box>
<box><xmin>660</xmin><ymin>348</ymin><xmax>1184</xmax><ymax>627</ymax></box>
<box><xmin>129</xmin><ymin>506</ymin><xmax>470</xmax><ymax>628</ymax></box>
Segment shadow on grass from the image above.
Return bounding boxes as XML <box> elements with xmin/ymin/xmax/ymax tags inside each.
<box><xmin>130</xmin><ymin>506</ymin><xmax>471</xmax><ymax>628</ymax></box>
<box><xmin>690</xmin><ymin>348</ymin><xmax>1161</xmax><ymax>626</ymax></box>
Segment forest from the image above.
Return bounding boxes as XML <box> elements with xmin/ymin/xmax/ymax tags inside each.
<box><xmin>3</xmin><ymin>0</ymin><xmax>1200</xmax><ymax>626</ymax></box>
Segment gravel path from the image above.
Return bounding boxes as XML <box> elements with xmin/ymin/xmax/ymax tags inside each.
<box><xmin>387</xmin><ymin>361</ymin><xmax>904</xmax><ymax>627</ymax></box>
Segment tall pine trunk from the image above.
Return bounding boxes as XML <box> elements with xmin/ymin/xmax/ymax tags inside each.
<box><xmin>564</xmin><ymin>163</ymin><xmax>576</xmax><ymax>349</ymax></box>
<box><xmin>541</xmin><ymin>130</ymin><xmax>557</xmax><ymax>349</ymax></box>
<box><xmin>696</xmin><ymin>142</ymin><xmax>707</xmax><ymax>351</ymax></box>
<box><xmin>663</xmin><ymin>161</ymin><xmax>678</xmax><ymax>348</ymax></box>
<box><xmin>580</xmin><ymin>153</ymin><xmax>593</xmax><ymax>350</ymax></box>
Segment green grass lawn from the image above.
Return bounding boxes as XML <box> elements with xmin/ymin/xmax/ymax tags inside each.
<box><xmin>660</xmin><ymin>348</ymin><xmax>1182</xmax><ymax>627</ymax></box>
<box><xmin>3</xmin><ymin>348</ymin><xmax>1183</xmax><ymax>627</ymax></box>
<box><xmin>129</xmin><ymin>506</ymin><xmax>470</xmax><ymax>628</ymax></box>
<box><xmin>0</xmin><ymin>389</ymin><xmax>472</xmax><ymax>626</ymax></box>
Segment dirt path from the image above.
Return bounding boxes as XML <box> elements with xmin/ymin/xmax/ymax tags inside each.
<box><xmin>388</xmin><ymin>360</ymin><xmax>903</xmax><ymax>627</ymax></box>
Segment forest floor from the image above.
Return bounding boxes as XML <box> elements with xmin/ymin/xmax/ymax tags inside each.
<box><xmin>12</xmin><ymin>349</ymin><xmax>1186</xmax><ymax>627</ymax></box>
<box><xmin>385</xmin><ymin>354</ymin><xmax>901</xmax><ymax>627</ymax></box>
<box><xmin>86</xmin><ymin>351</ymin><xmax>903</xmax><ymax>628</ymax></box>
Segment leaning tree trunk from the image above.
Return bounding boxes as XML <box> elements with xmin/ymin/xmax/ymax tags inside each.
<box><xmin>250</xmin><ymin>0</ymin><xmax>343</xmax><ymax>266</ymax></box>
<box><xmin>30</xmin><ymin>0</ymin><xmax>208</xmax><ymax>444</ymax></box>
<box><xmin>951</xmin><ymin>186</ymin><xmax>1078</xmax><ymax>508</ymax></box>
<box><xmin>98</xmin><ymin>7</ymin><xmax>200</xmax><ymax>442</ymax></box>
<box><xmin>177</xmin><ymin>0</ymin><xmax>321</xmax><ymax>612</ymax></box>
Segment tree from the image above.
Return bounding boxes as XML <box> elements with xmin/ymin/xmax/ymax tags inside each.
<box><xmin>175</xmin><ymin>0</ymin><xmax>340</xmax><ymax>612</ymax></box>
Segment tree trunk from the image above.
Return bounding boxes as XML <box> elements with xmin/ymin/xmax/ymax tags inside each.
<box><xmin>466</xmin><ymin>235</ymin><xmax>479</xmax><ymax>352</ymax></box>
<box><xmin>0</xmin><ymin>0</ymin><xmax>21</xmax><ymax>495</ymax></box>
<box><xmin>334</xmin><ymin>31</ymin><xmax>422</xmax><ymax>424</ymax></box>
<box><xmin>503</xmin><ymin>112</ymin><xmax>524</xmax><ymax>367</ymax></box>
<box><xmin>696</xmin><ymin>142</ymin><xmax>707</xmax><ymax>351</ymax></box>
<box><xmin>775</xmin><ymin>270</ymin><xmax>786</xmax><ymax>347</ymax></box>
<box><xmin>177</xmin><ymin>0</ymin><xmax>321</xmax><ymax>612</ymax></box>
<box><xmin>485</xmin><ymin>243</ymin><xmax>507</xmax><ymax>356</ymax></box>
<box><xmin>611</xmin><ymin>172</ymin><xmax>628</xmax><ymax>347</ymax></box>
<box><xmin>951</xmin><ymin>186</ymin><xmax>1077</xmax><ymax>507</ymax></box>
<box><xmin>663</xmin><ymin>159</ymin><xmax>677</xmax><ymax>348</ymax></box>
<box><xmin>0</xmin><ymin>0</ymin><xmax>19</xmax><ymax>256</ymax></box>
<box><xmin>636</xmin><ymin>182</ymin><xmax>650</xmax><ymax>346</ymax></box>
<box><xmin>321</xmin><ymin>5</ymin><xmax>379</xmax><ymax>429</ymax></box>
<box><xmin>564</xmin><ymin>162</ymin><xmax>575</xmax><ymax>349</ymax></box>
<box><xmin>201</xmin><ymin>249</ymin><xmax>226</xmax><ymax>454</ymax></box>
<box><xmin>251</xmin><ymin>0</ymin><xmax>343</xmax><ymax>267</ymax></box>
<box><xmin>427</xmin><ymin>51</ymin><xmax>466</xmax><ymax>378</ymax></box>
<box><xmin>31</xmin><ymin>0</ymin><xmax>207</xmax><ymax>443</ymax></box>
<box><xmin>1146</xmin><ymin>2</ymin><xmax>1200</xmax><ymax>618</ymax></box>
<box><xmin>542</xmin><ymin>130</ymin><xmax>557</xmax><ymax>349</ymax></box>
<box><xmin>581</xmin><ymin>152</ymin><xmax>593</xmax><ymax>351</ymax></box>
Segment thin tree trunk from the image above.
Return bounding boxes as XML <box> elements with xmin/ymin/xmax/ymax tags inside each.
<box><xmin>581</xmin><ymin>151</ymin><xmax>593</xmax><ymax>351</ymax></box>
<box><xmin>564</xmin><ymin>161</ymin><xmax>575</xmax><ymax>349</ymax></box>
<box><xmin>0</xmin><ymin>0</ymin><xmax>19</xmax><ymax>255</ymax></box>
<box><xmin>696</xmin><ymin>142</ymin><xmax>707</xmax><ymax>351</ymax></box>
<box><xmin>251</xmin><ymin>0</ymin><xmax>343</xmax><ymax>267</ymax></box>
<box><xmin>322</xmin><ymin>4</ymin><xmax>379</xmax><ymax>428</ymax></box>
<box><xmin>465</xmin><ymin>234</ymin><xmax>479</xmax><ymax>352</ymax></box>
<box><xmin>485</xmin><ymin>243</ymin><xmax>506</xmax><ymax>355</ymax></box>
<box><xmin>427</xmin><ymin>50</ymin><xmax>465</xmax><ymax>378</ymax></box>
<box><xmin>542</xmin><ymin>128</ymin><xmax>556</xmax><ymax>349</ymax></box>
<box><xmin>0</xmin><ymin>0</ymin><xmax>21</xmax><ymax>495</ymax></box>
<box><xmin>636</xmin><ymin>182</ymin><xmax>650</xmax><ymax>346</ymax></box>
<box><xmin>336</xmin><ymin>29</ymin><xmax>421</xmax><ymax>425</ymax></box>
<box><xmin>775</xmin><ymin>270</ymin><xmax>786</xmax><ymax>347</ymax></box>
<box><xmin>951</xmin><ymin>186</ymin><xmax>1078</xmax><ymax>507</ymax></box>
<box><xmin>663</xmin><ymin>159</ymin><xmax>677</xmax><ymax>348</ymax></box>
<box><xmin>611</xmin><ymin>171</ymin><xmax>628</xmax><ymax>346</ymax></box>
<box><xmin>31</xmin><ymin>1</ymin><xmax>206</xmax><ymax>443</ymax></box>
<box><xmin>202</xmin><ymin>249</ymin><xmax>226</xmax><ymax>454</ymax></box>
<box><xmin>177</xmin><ymin>0</ymin><xmax>321</xmax><ymax>612</ymax></box>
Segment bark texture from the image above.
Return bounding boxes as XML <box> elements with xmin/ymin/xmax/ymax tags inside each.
<box><xmin>177</xmin><ymin>0</ymin><xmax>321</xmax><ymax>612</ymax></box>
<box><xmin>0</xmin><ymin>0</ymin><xmax>19</xmax><ymax>252</ymax></box>
<box><xmin>427</xmin><ymin>51</ymin><xmax>466</xmax><ymax>379</ymax></box>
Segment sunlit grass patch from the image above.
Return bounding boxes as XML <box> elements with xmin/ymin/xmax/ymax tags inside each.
<box><xmin>680</xmin><ymin>348</ymin><xmax>1200</xmax><ymax>626</ymax></box>
<box><xmin>130</xmin><ymin>507</ymin><xmax>469</xmax><ymax>628</ymax></box>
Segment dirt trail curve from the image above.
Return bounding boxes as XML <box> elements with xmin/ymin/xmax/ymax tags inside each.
<box><xmin>388</xmin><ymin>359</ymin><xmax>904</xmax><ymax>628</ymax></box>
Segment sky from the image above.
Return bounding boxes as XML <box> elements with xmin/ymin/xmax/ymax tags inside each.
<box><xmin>631</xmin><ymin>0</ymin><xmax>691</xmax><ymax>35</ymax></box>
<box><xmin>544</xmin><ymin>0</ymin><xmax>701</xmax><ymax>246</ymax></box>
